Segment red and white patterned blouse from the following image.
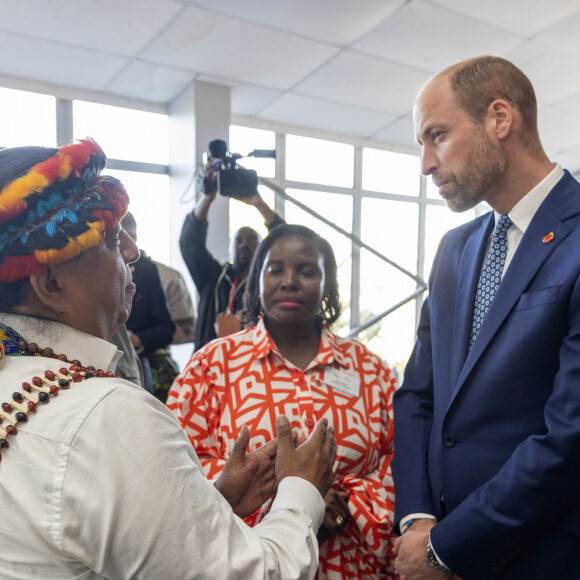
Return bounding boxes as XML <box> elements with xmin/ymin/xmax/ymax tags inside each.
<box><xmin>167</xmin><ymin>319</ymin><xmax>398</xmax><ymax>579</ymax></box>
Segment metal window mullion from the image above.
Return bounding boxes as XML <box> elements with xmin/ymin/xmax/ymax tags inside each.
<box><xmin>56</xmin><ymin>99</ymin><xmax>73</xmax><ymax>147</ymax></box>
<box><xmin>416</xmin><ymin>174</ymin><xmax>428</xmax><ymax>329</ymax></box>
<box><xmin>274</xmin><ymin>132</ymin><xmax>286</xmax><ymax>220</ymax></box>
<box><xmin>350</xmin><ymin>146</ymin><xmax>363</xmax><ymax>335</ymax></box>
<box><xmin>104</xmin><ymin>158</ymin><xmax>168</xmax><ymax>175</ymax></box>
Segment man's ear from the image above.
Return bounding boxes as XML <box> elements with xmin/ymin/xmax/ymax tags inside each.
<box><xmin>487</xmin><ymin>99</ymin><xmax>513</xmax><ymax>140</ymax></box>
<box><xmin>28</xmin><ymin>267</ymin><xmax>67</xmax><ymax>311</ymax></box>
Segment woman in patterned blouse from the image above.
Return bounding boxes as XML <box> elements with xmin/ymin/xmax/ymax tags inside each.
<box><xmin>167</xmin><ymin>224</ymin><xmax>398</xmax><ymax>579</ymax></box>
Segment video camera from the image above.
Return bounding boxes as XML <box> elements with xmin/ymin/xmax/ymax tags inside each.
<box><xmin>207</xmin><ymin>139</ymin><xmax>276</xmax><ymax>198</ymax></box>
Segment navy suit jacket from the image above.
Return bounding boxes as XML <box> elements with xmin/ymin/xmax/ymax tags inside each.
<box><xmin>393</xmin><ymin>171</ymin><xmax>580</xmax><ymax>578</ymax></box>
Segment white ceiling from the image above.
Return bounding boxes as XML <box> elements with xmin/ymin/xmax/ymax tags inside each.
<box><xmin>2</xmin><ymin>0</ymin><xmax>580</xmax><ymax>171</ymax></box>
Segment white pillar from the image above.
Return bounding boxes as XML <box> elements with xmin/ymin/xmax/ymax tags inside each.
<box><xmin>194</xmin><ymin>81</ymin><xmax>231</xmax><ymax>263</ymax></box>
<box><xmin>168</xmin><ymin>81</ymin><xmax>231</xmax><ymax>365</ymax></box>
<box><xmin>168</xmin><ymin>80</ymin><xmax>231</xmax><ymax>268</ymax></box>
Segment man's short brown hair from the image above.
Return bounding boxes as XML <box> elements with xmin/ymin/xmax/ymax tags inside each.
<box><xmin>444</xmin><ymin>56</ymin><xmax>539</xmax><ymax>144</ymax></box>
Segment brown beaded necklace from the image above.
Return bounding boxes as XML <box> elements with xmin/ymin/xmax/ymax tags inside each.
<box><xmin>0</xmin><ymin>333</ymin><xmax>115</xmax><ymax>463</ymax></box>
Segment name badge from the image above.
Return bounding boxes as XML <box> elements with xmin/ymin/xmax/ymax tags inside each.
<box><xmin>323</xmin><ymin>367</ymin><xmax>360</xmax><ymax>398</ymax></box>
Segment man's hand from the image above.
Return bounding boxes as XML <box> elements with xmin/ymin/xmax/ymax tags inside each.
<box><xmin>193</xmin><ymin>162</ymin><xmax>218</xmax><ymax>220</ymax></box>
<box><xmin>202</xmin><ymin>160</ymin><xmax>219</xmax><ymax>195</ymax></box>
<box><xmin>394</xmin><ymin>529</ymin><xmax>454</xmax><ymax>580</ymax></box>
<box><xmin>275</xmin><ymin>415</ymin><xmax>336</xmax><ymax>497</ymax></box>
<box><xmin>321</xmin><ymin>487</ymin><xmax>350</xmax><ymax>535</ymax></box>
<box><xmin>215</xmin><ymin>425</ymin><xmax>278</xmax><ymax>518</ymax></box>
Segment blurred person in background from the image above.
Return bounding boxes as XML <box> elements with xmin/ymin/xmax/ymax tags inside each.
<box><xmin>121</xmin><ymin>212</ymin><xmax>175</xmax><ymax>398</ymax></box>
<box><xmin>150</xmin><ymin>258</ymin><xmax>196</xmax><ymax>402</ymax></box>
<box><xmin>108</xmin><ymin>323</ymin><xmax>145</xmax><ymax>388</ymax></box>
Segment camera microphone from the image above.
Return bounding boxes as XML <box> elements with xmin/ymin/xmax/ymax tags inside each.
<box><xmin>247</xmin><ymin>149</ymin><xmax>276</xmax><ymax>159</ymax></box>
<box><xmin>206</xmin><ymin>139</ymin><xmax>273</xmax><ymax>198</ymax></box>
<box><xmin>208</xmin><ymin>139</ymin><xmax>228</xmax><ymax>159</ymax></box>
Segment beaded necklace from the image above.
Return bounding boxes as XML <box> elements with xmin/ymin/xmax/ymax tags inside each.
<box><xmin>0</xmin><ymin>323</ymin><xmax>115</xmax><ymax>463</ymax></box>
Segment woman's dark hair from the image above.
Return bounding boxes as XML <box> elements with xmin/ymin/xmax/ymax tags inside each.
<box><xmin>0</xmin><ymin>146</ymin><xmax>57</xmax><ymax>312</ymax></box>
<box><xmin>242</xmin><ymin>224</ymin><xmax>342</xmax><ymax>328</ymax></box>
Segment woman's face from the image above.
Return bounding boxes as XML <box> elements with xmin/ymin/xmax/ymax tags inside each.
<box><xmin>259</xmin><ymin>235</ymin><xmax>326</xmax><ymax>327</ymax></box>
<box><xmin>51</xmin><ymin>223</ymin><xmax>139</xmax><ymax>339</ymax></box>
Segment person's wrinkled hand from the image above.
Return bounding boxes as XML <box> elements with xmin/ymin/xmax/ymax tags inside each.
<box><xmin>275</xmin><ymin>415</ymin><xmax>336</xmax><ymax>497</ymax></box>
<box><xmin>215</xmin><ymin>425</ymin><xmax>277</xmax><ymax>518</ymax></box>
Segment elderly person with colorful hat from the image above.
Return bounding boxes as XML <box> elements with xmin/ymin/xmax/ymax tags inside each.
<box><xmin>0</xmin><ymin>139</ymin><xmax>336</xmax><ymax>579</ymax></box>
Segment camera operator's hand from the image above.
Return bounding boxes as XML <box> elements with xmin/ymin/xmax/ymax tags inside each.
<box><xmin>202</xmin><ymin>158</ymin><xmax>219</xmax><ymax>195</ymax></box>
<box><xmin>193</xmin><ymin>159</ymin><xmax>219</xmax><ymax>221</ymax></box>
<box><xmin>275</xmin><ymin>415</ymin><xmax>336</xmax><ymax>497</ymax></box>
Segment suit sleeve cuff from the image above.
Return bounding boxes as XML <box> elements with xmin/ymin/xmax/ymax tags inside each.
<box><xmin>429</xmin><ymin>531</ymin><xmax>450</xmax><ymax>571</ymax></box>
<box><xmin>399</xmin><ymin>513</ymin><xmax>437</xmax><ymax>534</ymax></box>
<box><xmin>270</xmin><ymin>477</ymin><xmax>325</xmax><ymax>530</ymax></box>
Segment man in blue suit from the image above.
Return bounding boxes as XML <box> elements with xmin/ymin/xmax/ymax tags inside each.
<box><xmin>392</xmin><ymin>56</ymin><xmax>580</xmax><ymax>579</ymax></box>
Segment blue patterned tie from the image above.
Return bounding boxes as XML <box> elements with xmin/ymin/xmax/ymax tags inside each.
<box><xmin>470</xmin><ymin>215</ymin><xmax>512</xmax><ymax>347</ymax></box>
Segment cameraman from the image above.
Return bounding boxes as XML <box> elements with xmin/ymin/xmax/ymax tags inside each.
<box><xmin>180</xmin><ymin>157</ymin><xmax>284</xmax><ymax>351</ymax></box>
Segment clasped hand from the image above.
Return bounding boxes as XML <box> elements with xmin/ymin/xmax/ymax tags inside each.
<box><xmin>215</xmin><ymin>415</ymin><xmax>336</xmax><ymax>518</ymax></box>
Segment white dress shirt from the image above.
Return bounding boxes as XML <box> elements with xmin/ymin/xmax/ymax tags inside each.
<box><xmin>0</xmin><ymin>314</ymin><xmax>324</xmax><ymax>579</ymax></box>
<box><xmin>501</xmin><ymin>163</ymin><xmax>564</xmax><ymax>274</ymax></box>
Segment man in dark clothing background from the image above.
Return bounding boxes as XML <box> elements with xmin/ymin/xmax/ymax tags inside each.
<box><xmin>180</xmin><ymin>159</ymin><xmax>283</xmax><ymax>351</ymax></box>
<box><xmin>122</xmin><ymin>213</ymin><xmax>176</xmax><ymax>395</ymax></box>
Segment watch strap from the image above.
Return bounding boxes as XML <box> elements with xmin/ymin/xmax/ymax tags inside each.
<box><xmin>426</xmin><ymin>538</ymin><xmax>449</xmax><ymax>572</ymax></box>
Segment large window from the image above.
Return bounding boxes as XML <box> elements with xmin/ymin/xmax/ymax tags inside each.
<box><xmin>0</xmin><ymin>87</ymin><xmax>56</xmax><ymax>147</ymax></box>
<box><xmin>229</xmin><ymin>125</ymin><xmax>276</xmax><ymax>179</ymax></box>
<box><xmin>286</xmin><ymin>135</ymin><xmax>354</xmax><ymax>188</ymax></box>
<box><xmin>362</xmin><ymin>148</ymin><xmax>420</xmax><ymax>197</ymax></box>
<box><xmin>360</xmin><ymin>198</ymin><xmax>419</xmax><ymax>375</ymax></box>
<box><xmin>225</xmin><ymin>126</ymin><xmax>481</xmax><ymax>377</ymax></box>
<box><xmin>73</xmin><ymin>101</ymin><xmax>169</xmax><ymax>164</ymax></box>
<box><xmin>228</xmin><ymin>126</ymin><xmax>277</xmax><ymax>239</ymax></box>
<box><xmin>73</xmin><ymin>100</ymin><xmax>170</xmax><ymax>262</ymax></box>
<box><xmin>0</xmin><ymin>81</ymin><xmax>480</xmax><ymax>377</ymax></box>
<box><xmin>227</xmin><ymin>125</ymin><xmax>456</xmax><ymax>376</ymax></box>
<box><xmin>0</xmin><ymin>94</ymin><xmax>169</xmax><ymax>258</ymax></box>
<box><xmin>106</xmin><ymin>170</ymin><xmax>171</xmax><ymax>264</ymax></box>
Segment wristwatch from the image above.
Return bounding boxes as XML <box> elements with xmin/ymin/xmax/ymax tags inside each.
<box><xmin>426</xmin><ymin>538</ymin><xmax>449</xmax><ymax>572</ymax></box>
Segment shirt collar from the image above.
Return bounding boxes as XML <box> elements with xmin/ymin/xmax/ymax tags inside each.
<box><xmin>316</xmin><ymin>326</ymin><xmax>349</xmax><ymax>369</ymax></box>
<box><xmin>0</xmin><ymin>313</ymin><xmax>122</xmax><ymax>372</ymax></box>
<box><xmin>253</xmin><ymin>319</ymin><xmax>274</xmax><ymax>359</ymax></box>
<box><xmin>252</xmin><ymin>318</ymin><xmax>349</xmax><ymax>370</ymax></box>
<box><xmin>503</xmin><ymin>163</ymin><xmax>564</xmax><ymax>233</ymax></box>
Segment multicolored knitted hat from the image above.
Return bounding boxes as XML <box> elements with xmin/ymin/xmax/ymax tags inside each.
<box><xmin>0</xmin><ymin>138</ymin><xmax>129</xmax><ymax>282</ymax></box>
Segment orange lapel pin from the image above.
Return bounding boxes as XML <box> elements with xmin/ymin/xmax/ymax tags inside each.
<box><xmin>542</xmin><ymin>232</ymin><xmax>554</xmax><ymax>243</ymax></box>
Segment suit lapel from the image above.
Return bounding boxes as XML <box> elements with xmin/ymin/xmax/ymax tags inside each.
<box><xmin>449</xmin><ymin>172</ymin><xmax>580</xmax><ymax>406</ymax></box>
